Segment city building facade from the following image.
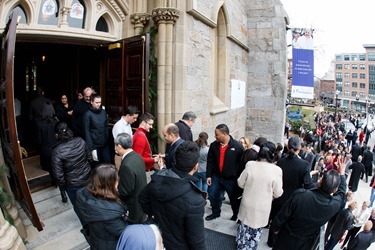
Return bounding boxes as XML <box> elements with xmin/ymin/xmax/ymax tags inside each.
<box><xmin>334</xmin><ymin>45</ymin><xmax>375</xmax><ymax>113</ymax></box>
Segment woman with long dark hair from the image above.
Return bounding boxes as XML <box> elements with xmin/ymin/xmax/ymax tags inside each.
<box><xmin>76</xmin><ymin>164</ymin><xmax>129</xmax><ymax>250</ymax></box>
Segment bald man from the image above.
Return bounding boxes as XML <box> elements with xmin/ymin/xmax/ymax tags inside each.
<box><xmin>162</xmin><ymin>123</ymin><xmax>184</xmax><ymax>169</ymax></box>
<box><xmin>347</xmin><ymin>220</ymin><xmax>373</xmax><ymax>250</ymax></box>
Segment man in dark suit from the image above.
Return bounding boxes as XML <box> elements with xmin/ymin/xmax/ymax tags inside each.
<box><xmin>361</xmin><ymin>146</ymin><xmax>374</xmax><ymax>183</ymax></box>
<box><xmin>162</xmin><ymin>123</ymin><xmax>184</xmax><ymax>169</ymax></box>
<box><xmin>115</xmin><ymin>132</ymin><xmax>147</xmax><ymax>223</ymax></box>
<box><xmin>349</xmin><ymin>155</ymin><xmax>365</xmax><ymax>192</ymax></box>
<box><xmin>72</xmin><ymin>87</ymin><xmax>94</xmax><ymax>138</ymax></box>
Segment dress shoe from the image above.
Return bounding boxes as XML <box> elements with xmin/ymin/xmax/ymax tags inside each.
<box><xmin>230</xmin><ymin>214</ymin><xmax>238</xmax><ymax>221</ymax></box>
<box><xmin>60</xmin><ymin>191</ymin><xmax>68</xmax><ymax>203</ymax></box>
<box><xmin>205</xmin><ymin>213</ymin><xmax>220</xmax><ymax>221</ymax></box>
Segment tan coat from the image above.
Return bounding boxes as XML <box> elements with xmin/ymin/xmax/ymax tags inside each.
<box><xmin>237</xmin><ymin>161</ymin><xmax>283</xmax><ymax>229</ymax></box>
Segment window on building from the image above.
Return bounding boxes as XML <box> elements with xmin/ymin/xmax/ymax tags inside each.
<box><xmin>336</xmin><ymin>55</ymin><xmax>343</xmax><ymax>61</ymax></box>
<box><xmin>344</xmin><ymin>82</ymin><xmax>350</xmax><ymax>87</ymax></box>
<box><xmin>360</xmin><ymin>64</ymin><xmax>365</xmax><ymax>70</ymax></box>
<box><xmin>344</xmin><ymin>73</ymin><xmax>350</xmax><ymax>78</ymax></box>
<box><xmin>352</xmin><ymin>82</ymin><xmax>358</xmax><ymax>88</ymax></box>
<box><xmin>336</xmin><ymin>64</ymin><xmax>342</xmax><ymax>69</ymax></box>
<box><xmin>360</xmin><ymin>92</ymin><xmax>365</xmax><ymax>99</ymax></box>
<box><xmin>344</xmin><ymin>91</ymin><xmax>350</xmax><ymax>96</ymax></box>
<box><xmin>360</xmin><ymin>54</ymin><xmax>366</xmax><ymax>61</ymax></box>
<box><xmin>38</xmin><ymin>0</ymin><xmax>59</xmax><ymax>25</ymax></box>
<box><xmin>360</xmin><ymin>83</ymin><xmax>366</xmax><ymax>88</ymax></box>
<box><xmin>368</xmin><ymin>52</ymin><xmax>375</xmax><ymax>61</ymax></box>
<box><xmin>344</xmin><ymin>55</ymin><xmax>350</xmax><ymax>61</ymax></box>
<box><xmin>96</xmin><ymin>16</ymin><xmax>109</xmax><ymax>32</ymax></box>
<box><xmin>352</xmin><ymin>91</ymin><xmax>358</xmax><ymax>97</ymax></box>
<box><xmin>68</xmin><ymin>0</ymin><xmax>85</xmax><ymax>28</ymax></box>
<box><xmin>352</xmin><ymin>73</ymin><xmax>358</xmax><ymax>78</ymax></box>
<box><xmin>352</xmin><ymin>64</ymin><xmax>358</xmax><ymax>69</ymax></box>
<box><xmin>336</xmin><ymin>81</ymin><xmax>343</xmax><ymax>87</ymax></box>
<box><xmin>344</xmin><ymin>64</ymin><xmax>350</xmax><ymax>69</ymax></box>
<box><xmin>360</xmin><ymin>73</ymin><xmax>366</xmax><ymax>79</ymax></box>
<box><xmin>336</xmin><ymin>72</ymin><xmax>342</xmax><ymax>81</ymax></box>
<box><xmin>9</xmin><ymin>5</ymin><xmax>27</xmax><ymax>23</ymax></box>
<box><xmin>351</xmin><ymin>55</ymin><xmax>358</xmax><ymax>61</ymax></box>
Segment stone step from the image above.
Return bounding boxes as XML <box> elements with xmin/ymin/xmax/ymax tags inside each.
<box><xmin>17</xmin><ymin>186</ymin><xmax>88</xmax><ymax>250</ymax></box>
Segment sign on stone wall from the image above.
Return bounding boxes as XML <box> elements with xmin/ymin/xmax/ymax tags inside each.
<box><xmin>231</xmin><ymin>79</ymin><xmax>246</xmax><ymax>109</ymax></box>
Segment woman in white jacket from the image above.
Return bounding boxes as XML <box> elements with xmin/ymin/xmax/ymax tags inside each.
<box><xmin>236</xmin><ymin>141</ymin><xmax>283</xmax><ymax>250</ymax></box>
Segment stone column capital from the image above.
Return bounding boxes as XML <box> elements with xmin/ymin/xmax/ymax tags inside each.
<box><xmin>130</xmin><ymin>13</ymin><xmax>151</xmax><ymax>27</ymax></box>
<box><xmin>152</xmin><ymin>7</ymin><xmax>180</xmax><ymax>25</ymax></box>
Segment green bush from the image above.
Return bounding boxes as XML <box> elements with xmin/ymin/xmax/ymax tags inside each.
<box><xmin>290</xmin><ymin>120</ymin><xmax>302</xmax><ymax>133</ymax></box>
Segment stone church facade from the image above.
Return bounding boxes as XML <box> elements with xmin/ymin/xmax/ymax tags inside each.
<box><xmin>0</xmin><ymin>0</ymin><xmax>289</xmax><ymax>246</ymax></box>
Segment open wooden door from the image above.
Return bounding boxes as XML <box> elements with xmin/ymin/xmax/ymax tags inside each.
<box><xmin>105</xmin><ymin>34</ymin><xmax>150</xmax><ymax>123</ymax></box>
<box><xmin>0</xmin><ymin>11</ymin><xmax>44</xmax><ymax>231</ymax></box>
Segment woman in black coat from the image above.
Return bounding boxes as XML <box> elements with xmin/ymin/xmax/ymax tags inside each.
<box><xmin>51</xmin><ymin>122</ymin><xmax>92</xmax><ymax>206</ymax></box>
<box><xmin>76</xmin><ymin>164</ymin><xmax>129</xmax><ymax>250</ymax></box>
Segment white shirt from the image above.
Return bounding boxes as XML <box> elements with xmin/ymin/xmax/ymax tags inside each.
<box><xmin>112</xmin><ymin>117</ymin><xmax>132</xmax><ymax>139</ymax></box>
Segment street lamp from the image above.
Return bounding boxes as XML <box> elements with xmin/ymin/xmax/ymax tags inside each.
<box><xmin>334</xmin><ymin>90</ymin><xmax>340</xmax><ymax>122</ymax></box>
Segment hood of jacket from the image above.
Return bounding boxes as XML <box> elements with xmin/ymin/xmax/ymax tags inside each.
<box><xmin>76</xmin><ymin>188</ymin><xmax>127</xmax><ymax>223</ymax></box>
<box><xmin>147</xmin><ymin>168</ymin><xmax>199</xmax><ymax>203</ymax></box>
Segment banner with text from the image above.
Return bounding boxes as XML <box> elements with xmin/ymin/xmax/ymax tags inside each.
<box><xmin>291</xmin><ymin>28</ymin><xmax>314</xmax><ymax>99</ymax></box>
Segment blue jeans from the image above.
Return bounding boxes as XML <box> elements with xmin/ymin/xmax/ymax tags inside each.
<box><xmin>207</xmin><ymin>174</ymin><xmax>238</xmax><ymax>215</ymax></box>
<box><xmin>66</xmin><ymin>186</ymin><xmax>85</xmax><ymax>225</ymax></box>
<box><xmin>370</xmin><ymin>188</ymin><xmax>375</xmax><ymax>207</ymax></box>
<box><xmin>194</xmin><ymin>172</ymin><xmax>208</xmax><ymax>192</ymax></box>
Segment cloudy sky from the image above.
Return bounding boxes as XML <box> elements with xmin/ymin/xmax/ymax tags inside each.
<box><xmin>280</xmin><ymin>0</ymin><xmax>375</xmax><ymax>77</ymax></box>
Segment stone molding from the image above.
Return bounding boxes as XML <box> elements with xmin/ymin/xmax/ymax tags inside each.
<box><xmin>152</xmin><ymin>8</ymin><xmax>180</xmax><ymax>24</ymax></box>
<box><xmin>130</xmin><ymin>13</ymin><xmax>150</xmax><ymax>27</ymax></box>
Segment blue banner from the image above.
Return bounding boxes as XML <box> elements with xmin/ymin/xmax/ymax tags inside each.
<box><xmin>291</xmin><ymin>28</ymin><xmax>314</xmax><ymax>99</ymax></box>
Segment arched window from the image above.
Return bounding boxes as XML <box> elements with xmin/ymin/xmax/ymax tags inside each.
<box><xmin>38</xmin><ymin>0</ymin><xmax>59</xmax><ymax>25</ymax></box>
<box><xmin>214</xmin><ymin>7</ymin><xmax>227</xmax><ymax>103</ymax></box>
<box><xmin>96</xmin><ymin>16</ymin><xmax>108</xmax><ymax>32</ymax></box>
<box><xmin>9</xmin><ymin>5</ymin><xmax>27</xmax><ymax>24</ymax></box>
<box><xmin>68</xmin><ymin>0</ymin><xmax>85</xmax><ymax>28</ymax></box>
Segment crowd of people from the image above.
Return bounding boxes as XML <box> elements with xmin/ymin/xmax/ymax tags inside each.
<box><xmin>27</xmin><ymin>87</ymin><xmax>375</xmax><ymax>250</ymax></box>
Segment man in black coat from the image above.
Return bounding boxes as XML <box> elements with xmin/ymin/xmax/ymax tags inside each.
<box><xmin>72</xmin><ymin>87</ymin><xmax>94</xmax><ymax>138</ymax></box>
<box><xmin>270</xmin><ymin>162</ymin><xmax>347</xmax><ymax>250</ymax></box>
<box><xmin>347</xmin><ymin>220</ymin><xmax>373</xmax><ymax>250</ymax></box>
<box><xmin>361</xmin><ymin>146</ymin><xmax>374</xmax><ymax>182</ymax></box>
<box><xmin>162</xmin><ymin>123</ymin><xmax>184</xmax><ymax>169</ymax></box>
<box><xmin>205</xmin><ymin>124</ymin><xmax>244</xmax><ymax>221</ymax></box>
<box><xmin>174</xmin><ymin>111</ymin><xmax>196</xmax><ymax>141</ymax></box>
<box><xmin>349</xmin><ymin>156</ymin><xmax>365</xmax><ymax>192</ymax></box>
<box><xmin>83</xmin><ymin>94</ymin><xmax>110</xmax><ymax>164</ymax></box>
<box><xmin>139</xmin><ymin>141</ymin><xmax>206</xmax><ymax>250</ymax></box>
<box><xmin>351</xmin><ymin>142</ymin><xmax>362</xmax><ymax>162</ymax></box>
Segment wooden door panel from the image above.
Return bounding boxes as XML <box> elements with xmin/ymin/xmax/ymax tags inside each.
<box><xmin>105</xmin><ymin>34</ymin><xmax>149</xmax><ymax>124</ymax></box>
<box><xmin>0</xmin><ymin>10</ymin><xmax>44</xmax><ymax>231</ymax></box>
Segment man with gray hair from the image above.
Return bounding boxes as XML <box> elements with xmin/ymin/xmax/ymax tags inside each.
<box><xmin>175</xmin><ymin>111</ymin><xmax>196</xmax><ymax>141</ymax></box>
<box><xmin>115</xmin><ymin>132</ymin><xmax>147</xmax><ymax>223</ymax></box>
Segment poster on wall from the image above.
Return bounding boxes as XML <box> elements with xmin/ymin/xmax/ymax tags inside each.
<box><xmin>290</xmin><ymin>28</ymin><xmax>314</xmax><ymax>99</ymax></box>
<box><xmin>231</xmin><ymin>79</ymin><xmax>246</xmax><ymax>109</ymax></box>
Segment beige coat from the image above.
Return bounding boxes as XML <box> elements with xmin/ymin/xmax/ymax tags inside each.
<box><xmin>238</xmin><ymin>160</ymin><xmax>283</xmax><ymax>229</ymax></box>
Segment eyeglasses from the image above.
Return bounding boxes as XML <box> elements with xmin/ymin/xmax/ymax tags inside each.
<box><xmin>146</xmin><ymin>121</ymin><xmax>154</xmax><ymax>127</ymax></box>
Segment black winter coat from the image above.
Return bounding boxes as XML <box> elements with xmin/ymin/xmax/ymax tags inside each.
<box><xmin>72</xmin><ymin>99</ymin><xmax>91</xmax><ymax>138</ymax></box>
<box><xmin>329</xmin><ymin>208</ymin><xmax>355</xmax><ymax>240</ymax></box>
<box><xmin>175</xmin><ymin>120</ymin><xmax>193</xmax><ymax>141</ymax></box>
<box><xmin>83</xmin><ymin>107</ymin><xmax>109</xmax><ymax>150</ymax></box>
<box><xmin>76</xmin><ymin>188</ymin><xmax>128</xmax><ymax>250</ymax></box>
<box><xmin>139</xmin><ymin>168</ymin><xmax>206</xmax><ymax>250</ymax></box>
<box><xmin>206</xmin><ymin>136</ymin><xmax>244</xmax><ymax>179</ymax></box>
<box><xmin>51</xmin><ymin>137</ymin><xmax>92</xmax><ymax>188</ymax></box>
<box><xmin>271</xmin><ymin>175</ymin><xmax>347</xmax><ymax>250</ymax></box>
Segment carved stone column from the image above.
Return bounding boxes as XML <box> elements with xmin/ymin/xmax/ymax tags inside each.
<box><xmin>130</xmin><ymin>13</ymin><xmax>150</xmax><ymax>35</ymax></box>
<box><xmin>59</xmin><ymin>7</ymin><xmax>71</xmax><ymax>27</ymax></box>
<box><xmin>152</xmin><ymin>7</ymin><xmax>180</xmax><ymax>151</ymax></box>
<box><xmin>0</xmin><ymin>208</ymin><xmax>26</xmax><ymax>250</ymax></box>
